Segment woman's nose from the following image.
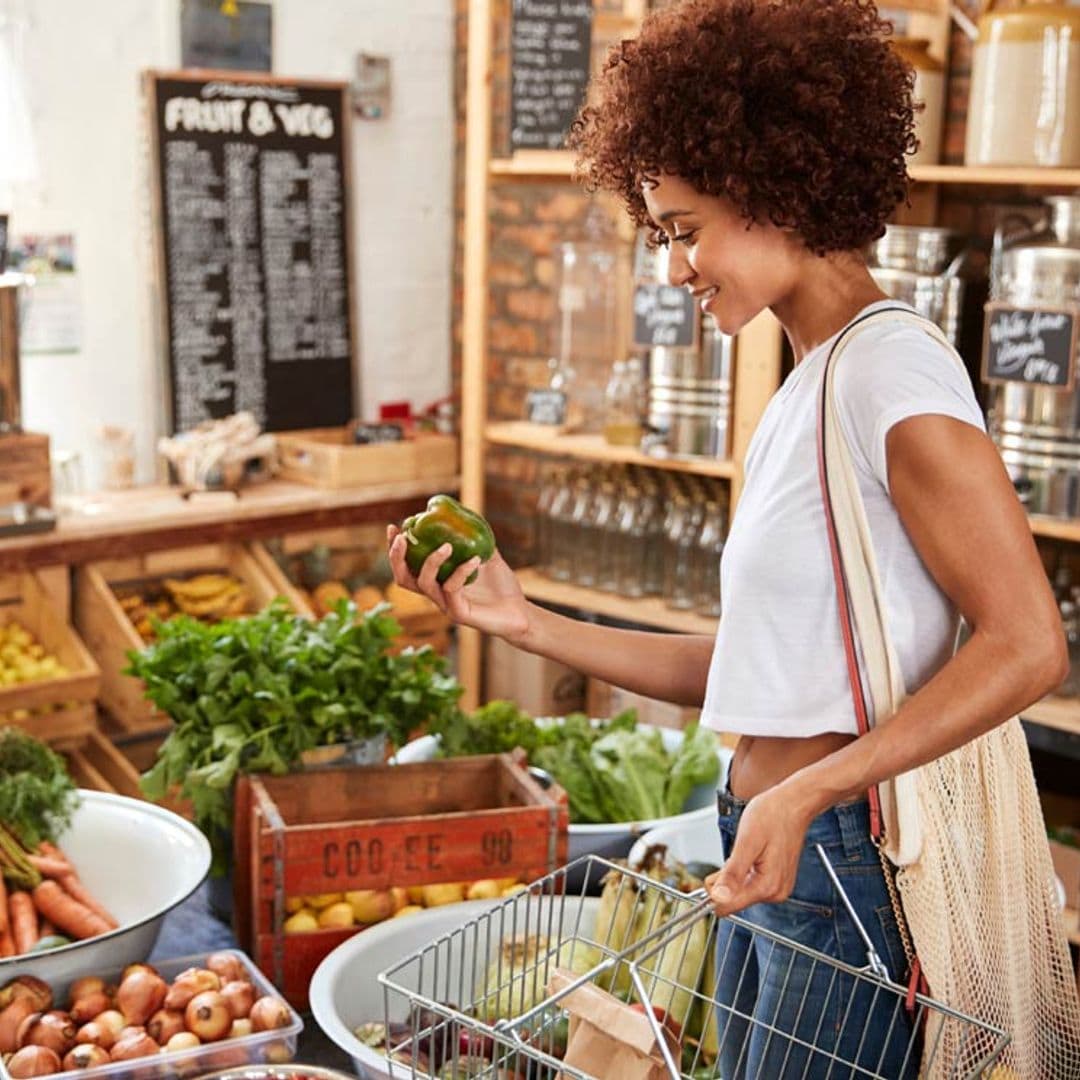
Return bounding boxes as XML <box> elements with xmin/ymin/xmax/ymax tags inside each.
<box><xmin>666</xmin><ymin>245</ymin><xmax>695</xmax><ymax>288</ymax></box>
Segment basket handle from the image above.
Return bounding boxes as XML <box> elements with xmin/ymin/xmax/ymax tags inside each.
<box><xmin>814</xmin><ymin>844</ymin><xmax>891</xmax><ymax>980</ymax></box>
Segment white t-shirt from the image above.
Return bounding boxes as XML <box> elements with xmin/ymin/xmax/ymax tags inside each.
<box><xmin>700</xmin><ymin>302</ymin><xmax>987</xmax><ymax>738</ymax></box>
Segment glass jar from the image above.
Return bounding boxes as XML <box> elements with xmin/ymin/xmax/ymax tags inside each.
<box><xmin>693</xmin><ymin>499</ymin><xmax>725</xmax><ymax>618</ymax></box>
<box><xmin>546</xmin><ymin>468</ymin><xmax>577</xmax><ymax>582</ymax></box>
<box><xmin>533</xmin><ymin>468</ymin><xmax>561</xmax><ymax>571</ymax></box>
<box><xmin>591</xmin><ymin>476</ymin><xmax>620</xmax><ymax>592</ymax></box>
<box><xmin>568</xmin><ymin>469</ymin><xmax>602</xmax><ymax>588</ymax></box>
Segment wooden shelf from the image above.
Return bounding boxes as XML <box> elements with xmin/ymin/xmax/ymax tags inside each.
<box><xmin>1022</xmin><ymin>696</ymin><xmax>1080</xmax><ymax>738</ymax></box>
<box><xmin>1029</xmin><ymin>516</ymin><xmax>1080</xmax><ymax>544</ymax></box>
<box><xmin>486</xmin><ymin>421</ymin><xmax>736</xmax><ymax>478</ymax></box>
<box><xmin>490</xmin><ymin>151</ymin><xmax>576</xmax><ymax>179</ymax></box>
<box><xmin>517</xmin><ymin>567</ymin><xmax>720</xmax><ymax>634</ymax></box>
<box><xmin>910</xmin><ymin>164</ymin><xmax>1080</xmax><ymax>187</ymax></box>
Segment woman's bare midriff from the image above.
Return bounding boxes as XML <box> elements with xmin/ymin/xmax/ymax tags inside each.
<box><xmin>728</xmin><ymin>731</ymin><xmax>858</xmax><ymax>801</ymax></box>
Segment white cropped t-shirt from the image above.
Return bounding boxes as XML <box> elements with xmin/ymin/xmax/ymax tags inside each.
<box><xmin>700</xmin><ymin>302</ymin><xmax>987</xmax><ymax>738</ymax></box>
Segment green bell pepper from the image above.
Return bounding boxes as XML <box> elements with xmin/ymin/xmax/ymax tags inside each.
<box><xmin>401</xmin><ymin>494</ymin><xmax>495</xmax><ymax>584</ymax></box>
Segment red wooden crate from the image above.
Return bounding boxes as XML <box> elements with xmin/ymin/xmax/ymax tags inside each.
<box><xmin>233</xmin><ymin>755</ymin><xmax>568</xmax><ymax>1008</ymax></box>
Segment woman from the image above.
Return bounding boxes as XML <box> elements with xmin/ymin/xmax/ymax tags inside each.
<box><xmin>389</xmin><ymin>1</ymin><xmax>1068</xmax><ymax>1074</ymax></box>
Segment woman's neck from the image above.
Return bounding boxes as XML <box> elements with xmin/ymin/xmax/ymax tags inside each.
<box><xmin>772</xmin><ymin>252</ymin><xmax>889</xmax><ymax>363</ymax></box>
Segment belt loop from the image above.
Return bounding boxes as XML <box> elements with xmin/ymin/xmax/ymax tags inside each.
<box><xmin>836</xmin><ymin>801</ymin><xmax>866</xmax><ymax>862</ymax></box>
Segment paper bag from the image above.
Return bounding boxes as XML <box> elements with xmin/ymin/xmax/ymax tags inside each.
<box><xmin>547</xmin><ymin>968</ymin><xmax>678</xmax><ymax>1080</ymax></box>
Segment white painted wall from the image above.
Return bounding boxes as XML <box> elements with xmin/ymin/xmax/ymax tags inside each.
<box><xmin>8</xmin><ymin>0</ymin><xmax>453</xmax><ymax>488</ymax></box>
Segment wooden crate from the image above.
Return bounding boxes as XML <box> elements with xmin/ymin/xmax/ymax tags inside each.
<box><xmin>233</xmin><ymin>755</ymin><xmax>568</xmax><ymax>1007</ymax></box>
<box><xmin>0</xmin><ymin>571</ymin><xmax>100</xmax><ymax>715</ymax></box>
<box><xmin>276</xmin><ymin>429</ymin><xmax>458</xmax><ymax>489</ymax></box>
<box><xmin>0</xmin><ymin>431</ymin><xmax>51</xmax><ymax>507</ymax></box>
<box><xmin>250</xmin><ymin>530</ymin><xmax>451</xmax><ymax>655</ymax></box>
<box><xmin>4</xmin><ymin>702</ymin><xmax>98</xmax><ymax>750</ymax></box>
<box><xmin>63</xmin><ymin>730</ymin><xmax>144</xmax><ymax>796</ymax></box>
<box><xmin>74</xmin><ymin>542</ymin><xmax>312</xmax><ymax>734</ymax></box>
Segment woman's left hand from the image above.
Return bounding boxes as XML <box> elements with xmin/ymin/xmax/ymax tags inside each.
<box><xmin>704</xmin><ymin>785</ymin><xmax>817</xmax><ymax>916</ymax></box>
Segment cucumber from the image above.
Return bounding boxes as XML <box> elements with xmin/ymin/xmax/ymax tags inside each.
<box><xmin>29</xmin><ymin>934</ymin><xmax>71</xmax><ymax>953</ymax></box>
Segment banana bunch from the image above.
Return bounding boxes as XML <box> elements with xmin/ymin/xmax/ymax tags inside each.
<box><xmin>164</xmin><ymin>574</ymin><xmax>250</xmax><ymax>618</ymax></box>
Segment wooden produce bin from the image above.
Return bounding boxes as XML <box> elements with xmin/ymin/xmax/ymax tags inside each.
<box><xmin>233</xmin><ymin>755</ymin><xmax>569</xmax><ymax>1008</ymax></box>
<box><xmin>0</xmin><ymin>571</ymin><xmax>100</xmax><ymax>749</ymax></box>
<box><xmin>74</xmin><ymin>542</ymin><xmax>313</xmax><ymax>734</ymax></box>
<box><xmin>64</xmin><ymin>730</ymin><xmax>144</xmax><ymax>797</ymax></box>
<box><xmin>276</xmin><ymin>428</ymin><xmax>458</xmax><ymax>489</ymax></box>
<box><xmin>251</xmin><ymin>527</ymin><xmax>451</xmax><ymax>655</ymax></box>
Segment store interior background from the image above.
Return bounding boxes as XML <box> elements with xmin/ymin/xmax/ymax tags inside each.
<box><xmin>3</xmin><ymin>0</ymin><xmax>456</xmax><ymax>489</ymax></box>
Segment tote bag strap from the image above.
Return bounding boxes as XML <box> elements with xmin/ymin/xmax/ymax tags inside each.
<box><xmin>815</xmin><ymin>306</ymin><xmax>965</xmax><ymax>865</ymax></box>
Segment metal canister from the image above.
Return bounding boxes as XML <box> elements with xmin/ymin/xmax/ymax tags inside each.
<box><xmin>866</xmin><ymin>225</ymin><xmax>966</xmax><ymax>345</ymax></box>
<box><xmin>987</xmin><ymin>196</ymin><xmax>1080</xmax><ymax>516</ymax></box>
<box><xmin>647</xmin><ymin>322</ymin><xmax>733</xmax><ymax>459</ymax></box>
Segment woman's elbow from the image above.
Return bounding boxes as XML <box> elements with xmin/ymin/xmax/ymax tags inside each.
<box><xmin>1028</xmin><ymin>621</ymin><xmax>1069</xmax><ymax>699</ymax></box>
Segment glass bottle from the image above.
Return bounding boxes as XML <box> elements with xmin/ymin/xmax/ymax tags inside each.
<box><xmin>594</xmin><ymin>473</ymin><xmax>623</xmax><ymax>593</ymax></box>
<box><xmin>613</xmin><ymin>481</ymin><xmax>648</xmax><ymax>599</ymax></box>
<box><xmin>668</xmin><ymin>500</ymin><xmax>704</xmax><ymax>610</ymax></box>
<box><xmin>603</xmin><ymin>359</ymin><xmax>644</xmax><ymax>447</ymax></box>
<box><xmin>642</xmin><ymin>475</ymin><xmax>669</xmax><ymax>596</ymax></box>
<box><xmin>693</xmin><ymin>499</ymin><xmax>726</xmax><ymax>618</ymax></box>
<box><xmin>546</xmin><ymin>468</ymin><xmax>577</xmax><ymax>582</ymax></box>
<box><xmin>533</xmin><ymin>468</ymin><xmax>561</xmax><ymax>571</ymax></box>
<box><xmin>569</xmin><ymin>469</ymin><xmax>601</xmax><ymax>588</ymax></box>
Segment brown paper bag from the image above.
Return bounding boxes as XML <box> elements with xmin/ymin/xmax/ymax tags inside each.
<box><xmin>547</xmin><ymin>968</ymin><xmax>679</xmax><ymax>1080</ymax></box>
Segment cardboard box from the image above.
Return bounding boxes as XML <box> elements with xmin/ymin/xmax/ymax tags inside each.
<box><xmin>485</xmin><ymin>635</ymin><xmax>585</xmax><ymax>716</ymax></box>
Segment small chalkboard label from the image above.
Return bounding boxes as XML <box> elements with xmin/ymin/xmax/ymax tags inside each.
<box><xmin>526</xmin><ymin>389</ymin><xmax>567</xmax><ymax>425</ymax></box>
<box><xmin>511</xmin><ymin>0</ymin><xmax>593</xmax><ymax>151</ymax></box>
<box><xmin>632</xmin><ymin>282</ymin><xmax>698</xmax><ymax>349</ymax></box>
<box><xmin>983</xmin><ymin>303</ymin><xmax>1078</xmax><ymax>391</ymax></box>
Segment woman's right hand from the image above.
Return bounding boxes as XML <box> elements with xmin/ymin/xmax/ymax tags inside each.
<box><xmin>387</xmin><ymin>525</ymin><xmax>532</xmax><ymax>645</ymax></box>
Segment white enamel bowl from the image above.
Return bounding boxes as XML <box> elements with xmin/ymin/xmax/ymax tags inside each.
<box><xmin>0</xmin><ymin>790</ymin><xmax>211</xmax><ymax>996</ymax></box>
<box><xmin>310</xmin><ymin>897</ymin><xmax>601</xmax><ymax>1079</ymax></box>
<box><xmin>394</xmin><ymin>724</ymin><xmax>732</xmax><ymax>867</ymax></box>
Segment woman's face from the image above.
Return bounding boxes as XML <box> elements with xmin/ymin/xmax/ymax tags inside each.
<box><xmin>642</xmin><ymin>174</ymin><xmax>804</xmax><ymax>337</ymax></box>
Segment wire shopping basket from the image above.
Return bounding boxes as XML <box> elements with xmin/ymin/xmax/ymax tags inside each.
<box><xmin>377</xmin><ymin>851</ymin><xmax>1009</xmax><ymax>1079</ymax></box>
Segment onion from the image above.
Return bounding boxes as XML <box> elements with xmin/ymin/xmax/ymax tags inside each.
<box><xmin>164</xmin><ymin>967</ymin><xmax>220</xmax><ymax>1012</ymax></box>
<box><xmin>6</xmin><ymin>1045</ymin><xmax>61</xmax><ymax>1077</ymax></box>
<box><xmin>184</xmin><ymin>991</ymin><xmax>232</xmax><ymax>1043</ymax></box>
<box><xmin>109</xmin><ymin>1030</ymin><xmax>159</xmax><ymax>1061</ymax></box>
<box><xmin>70</xmin><ymin>990</ymin><xmax>112</xmax><ymax>1025</ymax></box>
<box><xmin>117</xmin><ymin>970</ymin><xmax>167</xmax><ymax>1026</ymax></box>
<box><xmin>74</xmin><ymin>1020</ymin><xmax>116</xmax><ymax>1051</ymax></box>
<box><xmin>62</xmin><ymin>1044</ymin><xmax>110</xmax><ymax>1070</ymax></box>
<box><xmin>120</xmin><ymin>963</ymin><xmax>159</xmax><ymax>983</ymax></box>
<box><xmin>67</xmin><ymin>978</ymin><xmax>107</xmax><ymax>1008</ymax></box>
<box><xmin>92</xmin><ymin>1010</ymin><xmax>126</xmax><ymax>1042</ymax></box>
<box><xmin>146</xmin><ymin>1008</ymin><xmax>185</xmax><ymax>1045</ymax></box>
<box><xmin>228</xmin><ymin>1018</ymin><xmax>253</xmax><ymax>1038</ymax></box>
<box><xmin>249</xmin><ymin>996</ymin><xmax>291</xmax><ymax>1033</ymax></box>
<box><xmin>220</xmin><ymin>980</ymin><xmax>255</xmax><ymax>1020</ymax></box>
<box><xmin>205</xmin><ymin>952</ymin><xmax>246</xmax><ymax>985</ymax></box>
<box><xmin>2</xmin><ymin>977</ymin><xmax>52</xmax><ymax>1013</ymax></box>
<box><xmin>0</xmin><ymin>998</ymin><xmax>38</xmax><ymax>1054</ymax></box>
<box><xmin>164</xmin><ymin>1030</ymin><xmax>201</xmax><ymax>1052</ymax></box>
<box><xmin>18</xmin><ymin>1011</ymin><xmax>76</xmax><ymax>1058</ymax></box>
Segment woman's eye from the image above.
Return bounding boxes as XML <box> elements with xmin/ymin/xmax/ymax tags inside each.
<box><xmin>673</xmin><ymin>231</ymin><xmax>697</xmax><ymax>246</ymax></box>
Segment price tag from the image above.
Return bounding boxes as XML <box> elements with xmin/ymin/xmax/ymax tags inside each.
<box><xmin>982</xmin><ymin>303</ymin><xmax>1079</xmax><ymax>390</ymax></box>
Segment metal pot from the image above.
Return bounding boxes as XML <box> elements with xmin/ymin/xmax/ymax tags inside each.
<box><xmin>867</xmin><ymin>225</ymin><xmax>961</xmax><ymax>275</ymax></box>
<box><xmin>987</xmin><ymin>196</ymin><xmax>1080</xmax><ymax>516</ymax></box>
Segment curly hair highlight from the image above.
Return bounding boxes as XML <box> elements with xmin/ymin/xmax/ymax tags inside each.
<box><xmin>568</xmin><ymin>0</ymin><xmax>917</xmax><ymax>255</ymax></box>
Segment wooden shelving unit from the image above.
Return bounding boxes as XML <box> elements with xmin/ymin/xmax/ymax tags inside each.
<box><xmin>1029</xmin><ymin>516</ymin><xmax>1080</xmax><ymax>545</ymax></box>
<box><xmin>1022</xmin><ymin>696</ymin><xmax>1080</xmax><ymax>738</ymax></box>
<box><xmin>517</xmin><ymin>568</ymin><xmax>719</xmax><ymax>635</ymax></box>
<box><xmin>486</xmin><ymin>421</ymin><xmax>736</xmax><ymax>478</ymax></box>
<box><xmin>1064</xmin><ymin>905</ymin><xmax>1080</xmax><ymax>948</ymax></box>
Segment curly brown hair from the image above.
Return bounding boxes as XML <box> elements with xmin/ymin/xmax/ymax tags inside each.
<box><xmin>568</xmin><ymin>0</ymin><xmax>917</xmax><ymax>255</ymax></box>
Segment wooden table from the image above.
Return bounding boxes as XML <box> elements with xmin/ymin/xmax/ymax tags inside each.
<box><xmin>0</xmin><ymin>477</ymin><xmax>460</xmax><ymax>570</ymax></box>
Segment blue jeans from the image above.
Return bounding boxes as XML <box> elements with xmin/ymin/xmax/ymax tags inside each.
<box><xmin>712</xmin><ymin>787</ymin><xmax>920</xmax><ymax>1079</ymax></box>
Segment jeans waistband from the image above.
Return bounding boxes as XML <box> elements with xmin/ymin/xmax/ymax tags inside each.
<box><xmin>717</xmin><ymin>779</ymin><xmax>872</xmax><ymax>862</ymax></box>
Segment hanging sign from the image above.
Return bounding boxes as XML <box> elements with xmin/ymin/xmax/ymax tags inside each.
<box><xmin>982</xmin><ymin>302</ymin><xmax>1078</xmax><ymax>391</ymax></box>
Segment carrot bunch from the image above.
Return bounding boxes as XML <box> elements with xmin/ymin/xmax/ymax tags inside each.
<box><xmin>0</xmin><ymin>835</ymin><xmax>116</xmax><ymax>958</ymax></box>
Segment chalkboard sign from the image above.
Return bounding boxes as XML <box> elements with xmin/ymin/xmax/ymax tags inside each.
<box><xmin>525</xmin><ymin>388</ymin><xmax>567</xmax><ymax>425</ymax></box>
<box><xmin>632</xmin><ymin>282</ymin><xmax>698</xmax><ymax>349</ymax></box>
<box><xmin>511</xmin><ymin>0</ymin><xmax>593</xmax><ymax>151</ymax></box>
<box><xmin>982</xmin><ymin>303</ymin><xmax>1079</xmax><ymax>391</ymax></box>
<box><xmin>147</xmin><ymin>71</ymin><xmax>356</xmax><ymax>434</ymax></box>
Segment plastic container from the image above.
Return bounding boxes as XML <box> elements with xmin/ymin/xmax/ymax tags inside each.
<box><xmin>0</xmin><ymin>949</ymin><xmax>303</xmax><ymax>1080</ymax></box>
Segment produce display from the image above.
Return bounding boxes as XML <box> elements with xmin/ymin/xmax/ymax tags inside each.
<box><xmin>0</xmin><ymin>729</ymin><xmax>115</xmax><ymax>959</ymax></box>
<box><xmin>430</xmin><ymin>702</ymin><xmax>721</xmax><ymax>825</ymax></box>
<box><xmin>130</xmin><ymin>601</ymin><xmax>462</xmax><ymax>872</ymax></box>
<box><xmin>0</xmin><ymin>622</ymin><xmax>68</xmax><ymax>688</ymax></box>
<box><xmin>114</xmin><ymin>573</ymin><xmax>253</xmax><ymax>643</ymax></box>
<box><xmin>400</xmin><ymin>494</ymin><xmax>496</xmax><ymax>585</ymax></box>
<box><xmin>0</xmin><ymin>951</ymin><xmax>293</xmax><ymax>1077</ymax></box>
<box><xmin>351</xmin><ymin>847</ymin><xmax>721</xmax><ymax>1078</ymax></box>
<box><xmin>282</xmin><ymin>879</ymin><xmax>525</xmax><ymax>934</ymax></box>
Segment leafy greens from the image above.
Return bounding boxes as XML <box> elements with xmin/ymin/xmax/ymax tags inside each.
<box><xmin>0</xmin><ymin>726</ymin><xmax>78</xmax><ymax>849</ymax></box>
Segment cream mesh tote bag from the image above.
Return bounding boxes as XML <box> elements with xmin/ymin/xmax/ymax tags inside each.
<box><xmin>820</xmin><ymin>308</ymin><xmax>1080</xmax><ymax>1079</ymax></box>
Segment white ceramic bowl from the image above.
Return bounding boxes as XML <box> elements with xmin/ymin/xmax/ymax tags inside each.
<box><xmin>394</xmin><ymin>724</ymin><xmax>732</xmax><ymax>867</ymax></box>
<box><xmin>0</xmin><ymin>790</ymin><xmax>211</xmax><ymax>995</ymax></box>
<box><xmin>310</xmin><ymin>898</ymin><xmax>601</xmax><ymax>1080</ymax></box>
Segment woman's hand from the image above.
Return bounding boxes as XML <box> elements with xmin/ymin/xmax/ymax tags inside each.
<box><xmin>704</xmin><ymin>785</ymin><xmax>817</xmax><ymax>916</ymax></box>
<box><xmin>387</xmin><ymin>524</ymin><xmax>532</xmax><ymax>644</ymax></box>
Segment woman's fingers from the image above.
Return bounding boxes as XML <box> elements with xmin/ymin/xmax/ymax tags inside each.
<box><xmin>387</xmin><ymin>531</ymin><xmax>420</xmax><ymax>589</ymax></box>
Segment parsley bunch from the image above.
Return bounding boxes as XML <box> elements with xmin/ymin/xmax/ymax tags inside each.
<box><xmin>0</xmin><ymin>727</ymin><xmax>78</xmax><ymax>849</ymax></box>
<box><xmin>131</xmin><ymin>600</ymin><xmax>462</xmax><ymax>871</ymax></box>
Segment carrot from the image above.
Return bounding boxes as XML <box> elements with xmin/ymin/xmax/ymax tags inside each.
<box><xmin>0</xmin><ymin>871</ymin><xmax>8</xmax><ymax>937</ymax></box>
<box><xmin>27</xmin><ymin>855</ymin><xmax>71</xmax><ymax>879</ymax></box>
<box><xmin>38</xmin><ymin>919</ymin><xmax>55</xmax><ymax>938</ymax></box>
<box><xmin>38</xmin><ymin>841</ymin><xmax>67</xmax><ymax>863</ymax></box>
<box><xmin>58</xmin><ymin>873</ymin><xmax>117</xmax><ymax>930</ymax></box>
<box><xmin>8</xmin><ymin>892</ymin><xmax>37</xmax><ymax>954</ymax></box>
<box><xmin>30</xmin><ymin>880</ymin><xmax>109</xmax><ymax>941</ymax></box>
